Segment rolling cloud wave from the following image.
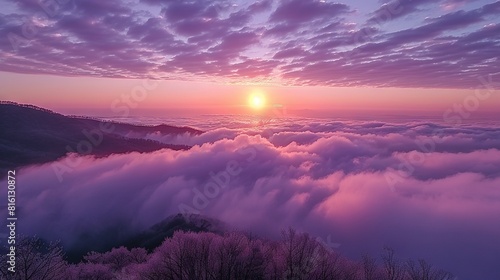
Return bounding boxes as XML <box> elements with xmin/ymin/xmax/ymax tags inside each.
<box><xmin>2</xmin><ymin>120</ymin><xmax>500</xmax><ymax>279</ymax></box>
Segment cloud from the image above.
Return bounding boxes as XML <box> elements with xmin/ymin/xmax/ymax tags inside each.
<box><xmin>368</xmin><ymin>0</ymin><xmax>436</xmax><ymax>23</ymax></box>
<box><xmin>0</xmin><ymin>0</ymin><xmax>499</xmax><ymax>88</ymax></box>
<box><xmin>441</xmin><ymin>0</ymin><xmax>480</xmax><ymax>11</ymax></box>
<box><xmin>269</xmin><ymin>0</ymin><xmax>349</xmax><ymax>23</ymax></box>
<box><xmin>2</xmin><ymin>120</ymin><xmax>500</xmax><ymax>279</ymax></box>
<box><xmin>368</xmin><ymin>0</ymin><xmax>482</xmax><ymax>22</ymax></box>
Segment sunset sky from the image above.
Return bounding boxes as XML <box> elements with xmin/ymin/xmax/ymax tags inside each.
<box><xmin>2</xmin><ymin>1</ymin><xmax>500</xmax><ymax>279</ymax></box>
<box><xmin>0</xmin><ymin>0</ymin><xmax>499</xmax><ymax>116</ymax></box>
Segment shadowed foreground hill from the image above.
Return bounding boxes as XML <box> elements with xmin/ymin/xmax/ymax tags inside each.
<box><xmin>123</xmin><ymin>213</ymin><xmax>227</xmax><ymax>251</ymax></box>
<box><xmin>0</xmin><ymin>101</ymin><xmax>202</xmax><ymax>173</ymax></box>
<box><xmin>65</xmin><ymin>214</ymin><xmax>227</xmax><ymax>262</ymax></box>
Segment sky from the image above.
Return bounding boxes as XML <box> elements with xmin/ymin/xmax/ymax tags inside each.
<box><xmin>0</xmin><ymin>0</ymin><xmax>499</xmax><ymax>115</ymax></box>
<box><xmin>1</xmin><ymin>1</ymin><xmax>500</xmax><ymax>278</ymax></box>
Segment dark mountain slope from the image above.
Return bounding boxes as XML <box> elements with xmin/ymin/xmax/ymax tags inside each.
<box><xmin>0</xmin><ymin>102</ymin><xmax>202</xmax><ymax>172</ymax></box>
<box><xmin>65</xmin><ymin>213</ymin><xmax>227</xmax><ymax>262</ymax></box>
<box><xmin>123</xmin><ymin>213</ymin><xmax>227</xmax><ymax>251</ymax></box>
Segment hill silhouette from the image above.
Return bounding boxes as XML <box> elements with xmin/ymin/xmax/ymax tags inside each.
<box><xmin>0</xmin><ymin>101</ymin><xmax>202</xmax><ymax>174</ymax></box>
<box><xmin>123</xmin><ymin>213</ymin><xmax>227</xmax><ymax>251</ymax></box>
<box><xmin>64</xmin><ymin>213</ymin><xmax>228</xmax><ymax>262</ymax></box>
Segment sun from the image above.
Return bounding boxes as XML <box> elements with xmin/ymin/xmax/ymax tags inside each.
<box><xmin>248</xmin><ymin>92</ymin><xmax>267</xmax><ymax>110</ymax></box>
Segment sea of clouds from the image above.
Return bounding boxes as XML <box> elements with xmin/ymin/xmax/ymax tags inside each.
<box><xmin>1</xmin><ymin>118</ymin><xmax>500</xmax><ymax>279</ymax></box>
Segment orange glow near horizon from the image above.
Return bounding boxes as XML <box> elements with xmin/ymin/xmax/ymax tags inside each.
<box><xmin>1</xmin><ymin>72</ymin><xmax>499</xmax><ymax>118</ymax></box>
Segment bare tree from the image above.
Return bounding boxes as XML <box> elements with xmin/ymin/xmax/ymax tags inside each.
<box><xmin>212</xmin><ymin>232</ymin><xmax>265</xmax><ymax>280</ymax></box>
<box><xmin>362</xmin><ymin>254</ymin><xmax>380</xmax><ymax>280</ymax></box>
<box><xmin>262</xmin><ymin>241</ymin><xmax>286</xmax><ymax>280</ymax></box>
<box><xmin>0</xmin><ymin>237</ymin><xmax>67</xmax><ymax>280</ymax></box>
<box><xmin>406</xmin><ymin>259</ymin><xmax>454</xmax><ymax>280</ymax></box>
<box><xmin>340</xmin><ymin>260</ymin><xmax>363</xmax><ymax>280</ymax></box>
<box><xmin>309</xmin><ymin>245</ymin><xmax>346</xmax><ymax>280</ymax></box>
<box><xmin>212</xmin><ymin>232</ymin><xmax>246</xmax><ymax>279</ymax></box>
<box><xmin>66</xmin><ymin>263</ymin><xmax>114</xmax><ymax>280</ymax></box>
<box><xmin>382</xmin><ymin>247</ymin><xmax>406</xmax><ymax>280</ymax></box>
<box><xmin>84</xmin><ymin>246</ymin><xmax>148</xmax><ymax>272</ymax></box>
<box><xmin>281</xmin><ymin>228</ymin><xmax>319</xmax><ymax>280</ymax></box>
<box><xmin>140</xmin><ymin>231</ymin><xmax>215</xmax><ymax>280</ymax></box>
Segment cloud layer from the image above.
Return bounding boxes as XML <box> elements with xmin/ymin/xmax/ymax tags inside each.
<box><xmin>1</xmin><ymin>120</ymin><xmax>500</xmax><ymax>279</ymax></box>
<box><xmin>0</xmin><ymin>0</ymin><xmax>499</xmax><ymax>88</ymax></box>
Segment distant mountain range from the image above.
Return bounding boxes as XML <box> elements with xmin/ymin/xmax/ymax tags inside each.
<box><xmin>0</xmin><ymin>101</ymin><xmax>202</xmax><ymax>173</ymax></box>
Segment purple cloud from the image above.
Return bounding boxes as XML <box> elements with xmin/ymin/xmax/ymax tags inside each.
<box><xmin>0</xmin><ymin>0</ymin><xmax>499</xmax><ymax>88</ymax></box>
<box><xmin>270</xmin><ymin>0</ymin><xmax>349</xmax><ymax>23</ymax></box>
<box><xmin>368</xmin><ymin>0</ymin><xmax>436</xmax><ymax>23</ymax></box>
<box><xmin>2</xmin><ymin>120</ymin><xmax>500</xmax><ymax>279</ymax></box>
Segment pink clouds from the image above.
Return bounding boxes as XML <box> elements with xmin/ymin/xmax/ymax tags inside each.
<box><xmin>1</xmin><ymin>120</ymin><xmax>500</xmax><ymax>278</ymax></box>
<box><xmin>0</xmin><ymin>0</ymin><xmax>499</xmax><ymax>88</ymax></box>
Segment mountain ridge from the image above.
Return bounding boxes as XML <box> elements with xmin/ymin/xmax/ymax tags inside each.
<box><xmin>0</xmin><ymin>101</ymin><xmax>203</xmax><ymax>174</ymax></box>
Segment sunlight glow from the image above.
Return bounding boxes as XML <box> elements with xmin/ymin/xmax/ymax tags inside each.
<box><xmin>248</xmin><ymin>91</ymin><xmax>267</xmax><ymax>110</ymax></box>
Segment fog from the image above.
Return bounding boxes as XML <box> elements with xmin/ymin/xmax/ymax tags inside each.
<box><xmin>2</xmin><ymin>120</ymin><xmax>500</xmax><ymax>279</ymax></box>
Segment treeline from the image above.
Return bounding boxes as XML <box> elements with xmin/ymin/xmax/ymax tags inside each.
<box><xmin>0</xmin><ymin>101</ymin><xmax>55</xmax><ymax>114</ymax></box>
<box><xmin>0</xmin><ymin>229</ymin><xmax>454</xmax><ymax>280</ymax></box>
